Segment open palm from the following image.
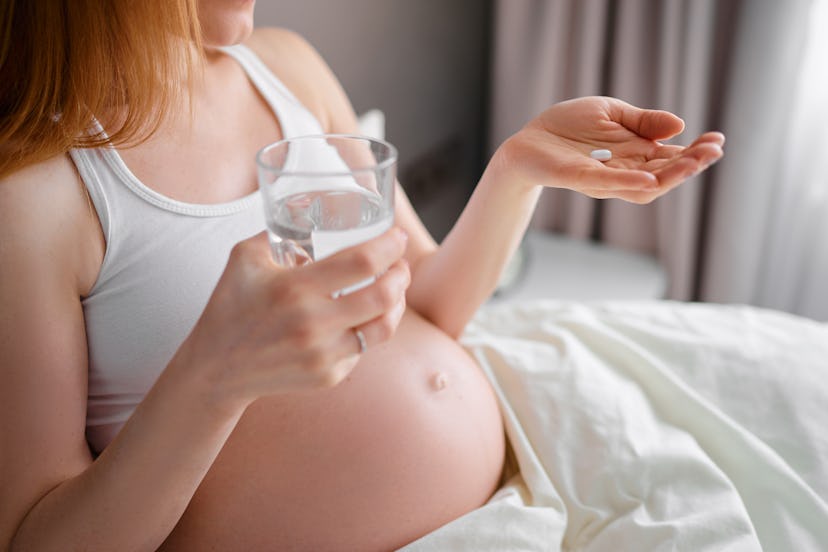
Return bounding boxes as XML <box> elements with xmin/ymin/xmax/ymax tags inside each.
<box><xmin>501</xmin><ymin>96</ymin><xmax>725</xmax><ymax>204</ymax></box>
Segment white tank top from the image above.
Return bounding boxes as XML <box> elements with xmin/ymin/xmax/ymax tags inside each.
<box><xmin>69</xmin><ymin>45</ymin><xmax>325</xmax><ymax>454</ymax></box>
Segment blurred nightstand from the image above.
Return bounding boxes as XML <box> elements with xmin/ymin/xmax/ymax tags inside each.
<box><xmin>491</xmin><ymin>231</ymin><xmax>667</xmax><ymax>302</ymax></box>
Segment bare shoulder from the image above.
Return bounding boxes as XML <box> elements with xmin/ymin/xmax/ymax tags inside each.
<box><xmin>244</xmin><ymin>27</ymin><xmax>359</xmax><ymax>133</ymax></box>
<box><xmin>1</xmin><ymin>153</ymin><xmax>81</xmax><ymax>212</ymax></box>
<box><xmin>0</xmin><ymin>154</ymin><xmax>103</xmax><ymax>296</ymax></box>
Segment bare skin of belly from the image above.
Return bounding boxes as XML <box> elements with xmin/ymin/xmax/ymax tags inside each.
<box><xmin>159</xmin><ymin>309</ymin><xmax>506</xmax><ymax>551</ymax></box>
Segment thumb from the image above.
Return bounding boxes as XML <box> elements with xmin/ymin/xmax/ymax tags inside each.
<box><xmin>615</xmin><ymin>101</ymin><xmax>685</xmax><ymax>141</ymax></box>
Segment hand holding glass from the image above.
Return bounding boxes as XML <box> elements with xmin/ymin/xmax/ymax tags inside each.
<box><xmin>257</xmin><ymin>135</ymin><xmax>396</xmax><ymax>291</ymax></box>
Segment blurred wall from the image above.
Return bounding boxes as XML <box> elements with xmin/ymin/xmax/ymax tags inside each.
<box><xmin>254</xmin><ymin>0</ymin><xmax>492</xmax><ymax>239</ymax></box>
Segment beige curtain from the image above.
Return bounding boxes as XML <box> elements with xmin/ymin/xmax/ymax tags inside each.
<box><xmin>488</xmin><ymin>0</ymin><xmax>739</xmax><ymax>300</ymax></box>
<box><xmin>700</xmin><ymin>0</ymin><xmax>828</xmax><ymax>320</ymax></box>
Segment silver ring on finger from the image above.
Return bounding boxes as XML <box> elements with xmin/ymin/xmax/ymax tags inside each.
<box><xmin>353</xmin><ymin>328</ymin><xmax>368</xmax><ymax>354</ymax></box>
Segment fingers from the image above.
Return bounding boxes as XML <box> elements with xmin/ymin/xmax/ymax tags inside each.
<box><xmin>647</xmin><ymin>143</ymin><xmax>685</xmax><ymax>161</ymax></box>
<box><xmin>277</xmin><ymin>256</ymin><xmax>409</xmax><ymax>363</ymax></box>
<box><xmin>575</xmin><ymin>165</ymin><xmax>658</xmax><ymax>191</ymax></box>
<box><xmin>292</xmin><ymin>264</ymin><xmax>408</xmax><ymax>388</ymax></box>
<box><xmin>651</xmin><ymin>140</ymin><xmax>723</xmax><ymax>189</ymax></box>
<box><xmin>300</xmin><ymin>226</ymin><xmax>408</xmax><ymax>295</ymax></box>
<box><xmin>647</xmin><ymin>132</ymin><xmax>724</xmax><ymax>161</ymax></box>
<box><xmin>247</xmin><ymin>259</ymin><xmax>408</xmax><ymax>390</ymax></box>
<box><xmin>576</xmin><ymin>129</ymin><xmax>724</xmax><ymax>203</ymax></box>
<box><xmin>267</xmin><ymin>228</ymin><xmax>408</xmax><ymax>369</ymax></box>
<box><xmin>332</xmin><ymin>258</ymin><xmax>411</xmax><ymax>328</ymax></box>
<box><xmin>344</xmin><ymin>296</ymin><xmax>407</xmax><ymax>356</ymax></box>
<box><xmin>693</xmin><ymin>131</ymin><xmax>725</xmax><ymax>147</ymax></box>
<box><xmin>297</xmin><ymin>275</ymin><xmax>407</xmax><ymax>390</ymax></box>
<box><xmin>300</xmin><ymin>294</ymin><xmax>406</xmax><ymax>388</ymax></box>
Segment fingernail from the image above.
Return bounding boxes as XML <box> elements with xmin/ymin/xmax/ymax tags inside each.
<box><xmin>397</xmin><ymin>227</ymin><xmax>408</xmax><ymax>243</ymax></box>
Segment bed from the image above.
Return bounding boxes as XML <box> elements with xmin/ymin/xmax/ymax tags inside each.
<box><xmin>401</xmin><ymin>300</ymin><xmax>828</xmax><ymax>551</ymax></box>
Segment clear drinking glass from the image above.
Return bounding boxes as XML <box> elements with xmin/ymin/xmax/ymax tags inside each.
<box><xmin>256</xmin><ymin>134</ymin><xmax>397</xmax><ymax>268</ymax></box>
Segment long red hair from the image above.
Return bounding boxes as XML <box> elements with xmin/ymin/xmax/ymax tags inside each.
<box><xmin>0</xmin><ymin>0</ymin><xmax>202</xmax><ymax>179</ymax></box>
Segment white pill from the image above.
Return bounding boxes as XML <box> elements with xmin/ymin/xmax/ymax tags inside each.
<box><xmin>590</xmin><ymin>149</ymin><xmax>612</xmax><ymax>161</ymax></box>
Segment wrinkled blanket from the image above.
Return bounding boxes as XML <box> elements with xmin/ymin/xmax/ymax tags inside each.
<box><xmin>402</xmin><ymin>301</ymin><xmax>828</xmax><ymax>551</ymax></box>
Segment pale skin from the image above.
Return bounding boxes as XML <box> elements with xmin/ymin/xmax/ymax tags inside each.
<box><xmin>0</xmin><ymin>2</ymin><xmax>725</xmax><ymax>550</ymax></box>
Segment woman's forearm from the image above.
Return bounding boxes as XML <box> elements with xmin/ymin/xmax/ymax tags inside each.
<box><xmin>406</xmin><ymin>153</ymin><xmax>543</xmax><ymax>338</ymax></box>
<box><xmin>10</xmin><ymin>352</ymin><xmax>245</xmax><ymax>552</ymax></box>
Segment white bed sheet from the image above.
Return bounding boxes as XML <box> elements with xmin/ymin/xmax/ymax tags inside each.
<box><xmin>402</xmin><ymin>300</ymin><xmax>828</xmax><ymax>551</ymax></box>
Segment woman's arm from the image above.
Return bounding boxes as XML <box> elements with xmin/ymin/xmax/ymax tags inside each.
<box><xmin>0</xmin><ymin>157</ymin><xmax>243</xmax><ymax>551</ymax></box>
<box><xmin>260</xmin><ymin>30</ymin><xmax>725</xmax><ymax>337</ymax></box>
<box><xmin>407</xmin><ymin>97</ymin><xmax>725</xmax><ymax>336</ymax></box>
<box><xmin>0</xmin><ymin>155</ymin><xmax>409</xmax><ymax>551</ymax></box>
<box><xmin>411</xmin><ymin>98</ymin><xmax>725</xmax><ymax>335</ymax></box>
<box><xmin>0</xmin><ymin>156</ymin><xmax>100</xmax><ymax>549</ymax></box>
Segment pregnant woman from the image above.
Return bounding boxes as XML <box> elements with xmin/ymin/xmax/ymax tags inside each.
<box><xmin>0</xmin><ymin>1</ymin><xmax>724</xmax><ymax>550</ymax></box>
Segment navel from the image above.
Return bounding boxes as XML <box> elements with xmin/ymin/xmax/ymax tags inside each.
<box><xmin>431</xmin><ymin>372</ymin><xmax>449</xmax><ymax>391</ymax></box>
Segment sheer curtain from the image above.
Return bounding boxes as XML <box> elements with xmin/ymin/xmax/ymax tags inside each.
<box><xmin>701</xmin><ymin>0</ymin><xmax>828</xmax><ymax>320</ymax></box>
<box><xmin>489</xmin><ymin>0</ymin><xmax>828</xmax><ymax>320</ymax></box>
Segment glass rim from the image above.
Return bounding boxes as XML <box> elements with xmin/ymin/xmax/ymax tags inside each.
<box><xmin>255</xmin><ymin>133</ymin><xmax>398</xmax><ymax>178</ymax></box>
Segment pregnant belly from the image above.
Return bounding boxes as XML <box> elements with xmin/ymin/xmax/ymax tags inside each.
<box><xmin>160</xmin><ymin>310</ymin><xmax>506</xmax><ymax>551</ymax></box>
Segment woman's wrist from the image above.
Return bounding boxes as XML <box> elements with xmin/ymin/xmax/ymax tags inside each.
<box><xmin>485</xmin><ymin>133</ymin><xmax>547</xmax><ymax>195</ymax></box>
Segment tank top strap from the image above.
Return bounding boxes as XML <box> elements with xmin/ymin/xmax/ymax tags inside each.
<box><xmin>219</xmin><ymin>44</ymin><xmax>323</xmax><ymax>138</ymax></box>
<box><xmin>68</xmin><ymin>145</ymin><xmax>113</xmax><ymax>260</ymax></box>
